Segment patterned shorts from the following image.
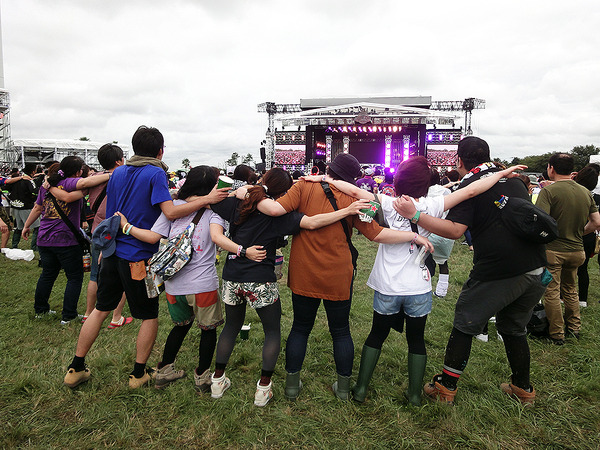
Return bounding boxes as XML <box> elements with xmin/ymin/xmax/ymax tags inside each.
<box><xmin>221</xmin><ymin>280</ymin><xmax>279</xmax><ymax>309</ymax></box>
<box><xmin>0</xmin><ymin>206</ymin><xmax>12</xmax><ymax>231</ymax></box>
<box><xmin>165</xmin><ymin>290</ymin><xmax>224</xmax><ymax>330</ymax></box>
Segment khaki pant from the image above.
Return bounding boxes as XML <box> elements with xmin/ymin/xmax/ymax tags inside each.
<box><xmin>543</xmin><ymin>249</ymin><xmax>585</xmax><ymax>339</ymax></box>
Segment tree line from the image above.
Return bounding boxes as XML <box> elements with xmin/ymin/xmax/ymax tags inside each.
<box><xmin>502</xmin><ymin>145</ymin><xmax>600</xmax><ymax>173</ymax></box>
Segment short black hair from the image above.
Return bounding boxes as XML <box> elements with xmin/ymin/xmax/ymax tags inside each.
<box><xmin>97</xmin><ymin>144</ymin><xmax>124</xmax><ymax>170</ymax></box>
<box><xmin>177</xmin><ymin>165</ymin><xmax>217</xmax><ymax>199</ymax></box>
<box><xmin>24</xmin><ymin>163</ymin><xmax>37</xmax><ymax>175</ymax></box>
<box><xmin>457</xmin><ymin>136</ymin><xmax>490</xmax><ymax>170</ymax></box>
<box><xmin>132</xmin><ymin>126</ymin><xmax>164</xmax><ymax>158</ymax></box>
<box><xmin>548</xmin><ymin>153</ymin><xmax>574</xmax><ymax>175</ymax></box>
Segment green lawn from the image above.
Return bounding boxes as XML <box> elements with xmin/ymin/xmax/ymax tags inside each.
<box><xmin>1</xmin><ymin>235</ymin><xmax>599</xmax><ymax>448</ymax></box>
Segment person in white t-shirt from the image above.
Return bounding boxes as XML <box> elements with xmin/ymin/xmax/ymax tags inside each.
<box><xmin>308</xmin><ymin>157</ymin><xmax>526</xmax><ymax>405</ymax></box>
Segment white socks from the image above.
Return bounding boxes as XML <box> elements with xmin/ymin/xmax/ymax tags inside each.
<box><xmin>435</xmin><ymin>274</ymin><xmax>449</xmax><ymax>297</ymax></box>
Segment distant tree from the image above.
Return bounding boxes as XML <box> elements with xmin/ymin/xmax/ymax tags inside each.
<box><xmin>493</xmin><ymin>158</ymin><xmax>509</xmax><ymax>168</ymax></box>
<box><xmin>570</xmin><ymin>145</ymin><xmax>600</xmax><ymax>171</ymax></box>
<box><xmin>226</xmin><ymin>152</ymin><xmax>240</xmax><ymax>167</ymax></box>
<box><xmin>241</xmin><ymin>153</ymin><xmax>254</xmax><ymax>165</ymax></box>
<box><xmin>181</xmin><ymin>158</ymin><xmax>191</xmax><ymax>170</ymax></box>
<box><xmin>79</xmin><ymin>137</ymin><xmax>90</xmax><ymax>141</ymax></box>
<box><xmin>517</xmin><ymin>152</ymin><xmax>554</xmax><ymax>173</ymax></box>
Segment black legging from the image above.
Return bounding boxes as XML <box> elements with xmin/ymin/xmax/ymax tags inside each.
<box><xmin>215</xmin><ymin>301</ymin><xmax>281</xmax><ymax>372</ymax></box>
<box><xmin>364</xmin><ymin>310</ymin><xmax>427</xmax><ymax>355</ymax></box>
<box><xmin>161</xmin><ymin>321</ymin><xmax>217</xmax><ymax>373</ymax></box>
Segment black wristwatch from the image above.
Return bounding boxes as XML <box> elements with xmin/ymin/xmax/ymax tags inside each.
<box><xmin>240</xmin><ymin>247</ymin><xmax>247</xmax><ymax>258</ymax></box>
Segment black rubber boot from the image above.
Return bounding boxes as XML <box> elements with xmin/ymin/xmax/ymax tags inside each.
<box><xmin>351</xmin><ymin>345</ymin><xmax>381</xmax><ymax>403</ymax></box>
<box><xmin>405</xmin><ymin>353</ymin><xmax>427</xmax><ymax>406</ymax></box>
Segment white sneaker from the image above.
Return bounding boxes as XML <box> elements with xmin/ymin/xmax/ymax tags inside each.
<box><xmin>210</xmin><ymin>373</ymin><xmax>231</xmax><ymax>399</ymax></box>
<box><xmin>579</xmin><ymin>301</ymin><xmax>588</xmax><ymax>308</ymax></box>
<box><xmin>254</xmin><ymin>380</ymin><xmax>273</xmax><ymax>407</ymax></box>
<box><xmin>475</xmin><ymin>333</ymin><xmax>489</xmax><ymax>343</ymax></box>
<box><xmin>434</xmin><ymin>282</ymin><xmax>448</xmax><ymax>298</ymax></box>
<box><xmin>35</xmin><ymin>310</ymin><xmax>57</xmax><ymax>319</ymax></box>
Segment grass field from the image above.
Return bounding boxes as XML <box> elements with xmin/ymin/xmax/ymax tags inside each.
<box><xmin>1</xmin><ymin>234</ymin><xmax>600</xmax><ymax>449</ymax></box>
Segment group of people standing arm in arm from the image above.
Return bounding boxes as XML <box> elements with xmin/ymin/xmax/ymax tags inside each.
<box><xmin>34</xmin><ymin>126</ymin><xmax>595</xmax><ymax>408</ymax></box>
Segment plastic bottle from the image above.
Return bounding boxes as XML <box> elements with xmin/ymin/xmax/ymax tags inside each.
<box><xmin>83</xmin><ymin>250</ymin><xmax>91</xmax><ymax>272</ymax></box>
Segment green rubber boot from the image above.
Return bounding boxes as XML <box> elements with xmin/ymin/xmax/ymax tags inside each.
<box><xmin>284</xmin><ymin>371</ymin><xmax>302</xmax><ymax>400</ymax></box>
<box><xmin>405</xmin><ymin>353</ymin><xmax>427</xmax><ymax>406</ymax></box>
<box><xmin>332</xmin><ymin>374</ymin><xmax>352</xmax><ymax>400</ymax></box>
<box><xmin>351</xmin><ymin>345</ymin><xmax>381</xmax><ymax>403</ymax></box>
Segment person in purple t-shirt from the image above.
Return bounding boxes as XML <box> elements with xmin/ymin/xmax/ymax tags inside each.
<box><xmin>22</xmin><ymin>156</ymin><xmax>110</xmax><ymax>323</ymax></box>
<box><xmin>356</xmin><ymin>167</ymin><xmax>378</xmax><ymax>194</ymax></box>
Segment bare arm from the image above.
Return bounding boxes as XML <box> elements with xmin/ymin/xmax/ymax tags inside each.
<box><xmin>49</xmin><ymin>187</ymin><xmax>85</xmax><ymax>202</ymax></box>
<box><xmin>159</xmin><ymin>185</ymin><xmax>229</xmax><ymax>220</ymax></box>
<box><xmin>115</xmin><ymin>212</ymin><xmax>162</xmax><ymax>244</ymax></box>
<box><xmin>22</xmin><ymin>204</ymin><xmax>43</xmax><ymax>240</ymax></box>
<box><xmin>443</xmin><ymin>165</ymin><xmax>528</xmax><ymax>211</ymax></box>
<box><xmin>583</xmin><ymin>211</ymin><xmax>600</xmax><ymax>235</ymax></box>
<box><xmin>256</xmin><ymin>198</ymin><xmax>288</xmax><ymax>216</ymax></box>
<box><xmin>209</xmin><ymin>223</ymin><xmax>266</xmax><ymax>262</ymax></box>
<box><xmin>372</xmin><ymin>228</ymin><xmax>435</xmax><ymax>253</ymax></box>
<box><xmin>299</xmin><ymin>199</ymin><xmax>371</xmax><ymax>230</ymax></box>
<box><xmin>393</xmin><ymin>196</ymin><xmax>468</xmax><ymax>239</ymax></box>
<box><xmin>0</xmin><ymin>218</ymin><xmax>7</xmax><ymax>234</ymax></box>
<box><xmin>302</xmin><ymin>174</ymin><xmax>374</xmax><ymax>201</ymax></box>
<box><xmin>75</xmin><ymin>173</ymin><xmax>111</xmax><ymax>189</ymax></box>
<box><xmin>3</xmin><ymin>175</ymin><xmax>30</xmax><ymax>185</ymax></box>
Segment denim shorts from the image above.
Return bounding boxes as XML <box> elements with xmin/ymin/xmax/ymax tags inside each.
<box><xmin>373</xmin><ymin>290</ymin><xmax>432</xmax><ymax>318</ymax></box>
<box><xmin>90</xmin><ymin>243</ymin><xmax>101</xmax><ymax>282</ymax></box>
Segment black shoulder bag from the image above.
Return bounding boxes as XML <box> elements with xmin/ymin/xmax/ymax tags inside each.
<box><xmin>320</xmin><ymin>182</ymin><xmax>359</xmax><ymax>273</ymax></box>
<box><xmin>47</xmin><ymin>193</ymin><xmax>91</xmax><ymax>252</ymax></box>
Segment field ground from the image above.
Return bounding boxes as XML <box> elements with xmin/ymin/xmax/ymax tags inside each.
<box><xmin>1</xmin><ymin>234</ymin><xmax>600</xmax><ymax>448</ymax></box>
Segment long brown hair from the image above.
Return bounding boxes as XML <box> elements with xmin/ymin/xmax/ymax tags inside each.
<box><xmin>236</xmin><ymin>168</ymin><xmax>292</xmax><ymax>224</ymax></box>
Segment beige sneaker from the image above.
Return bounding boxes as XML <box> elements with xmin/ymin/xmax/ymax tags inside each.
<box><xmin>194</xmin><ymin>368</ymin><xmax>211</xmax><ymax>393</ymax></box>
<box><xmin>254</xmin><ymin>380</ymin><xmax>273</xmax><ymax>407</ymax></box>
<box><xmin>210</xmin><ymin>373</ymin><xmax>231</xmax><ymax>399</ymax></box>
<box><xmin>64</xmin><ymin>367</ymin><xmax>91</xmax><ymax>388</ymax></box>
<box><xmin>155</xmin><ymin>363</ymin><xmax>186</xmax><ymax>389</ymax></box>
<box><xmin>129</xmin><ymin>370</ymin><xmax>152</xmax><ymax>389</ymax></box>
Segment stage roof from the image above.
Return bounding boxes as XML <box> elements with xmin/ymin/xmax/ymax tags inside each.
<box><xmin>300</xmin><ymin>96</ymin><xmax>432</xmax><ymax>109</ymax></box>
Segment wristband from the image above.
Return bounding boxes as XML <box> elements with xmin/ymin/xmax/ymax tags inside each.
<box><xmin>410</xmin><ymin>210</ymin><xmax>421</xmax><ymax>224</ymax></box>
<box><xmin>322</xmin><ymin>175</ymin><xmax>326</xmax><ymax>182</ymax></box>
<box><xmin>411</xmin><ymin>233</ymin><xmax>418</xmax><ymax>244</ymax></box>
<box><xmin>236</xmin><ymin>245</ymin><xmax>242</xmax><ymax>257</ymax></box>
<box><xmin>240</xmin><ymin>247</ymin><xmax>247</xmax><ymax>258</ymax></box>
<box><xmin>124</xmin><ymin>223</ymin><xmax>133</xmax><ymax>235</ymax></box>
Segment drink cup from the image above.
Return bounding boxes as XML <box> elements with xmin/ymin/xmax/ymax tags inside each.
<box><xmin>359</xmin><ymin>200</ymin><xmax>380</xmax><ymax>223</ymax></box>
<box><xmin>217</xmin><ymin>175</ymin><xmax>234</xmax><ymax>189</ymax></box>
<box><xmin>240</xmin><ymin>324</ymin><xmax>251</xmax><ymax>340</ymax></box>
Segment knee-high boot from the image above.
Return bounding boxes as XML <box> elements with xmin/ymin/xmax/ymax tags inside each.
<box><xmin>405</xmin><ymin>353</ymin><xmax>427</xmax><ymax>406</ymax></box>
<box><xmin>351</xmin><ymin>345</ymin><xmax>381</xmax><ymax>403</ymax></box>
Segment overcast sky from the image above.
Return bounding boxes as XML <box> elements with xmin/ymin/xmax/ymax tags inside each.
<box><xmin>2</xmin><ymin>0</ymin><xmax>599</xmax><ymax>169</ymax></box>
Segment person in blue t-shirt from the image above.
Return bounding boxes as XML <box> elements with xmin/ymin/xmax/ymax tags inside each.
<box><xmin>64</xmin><ymin>126</ymin><xmax>229</xmax><ymax>389</ymax></box>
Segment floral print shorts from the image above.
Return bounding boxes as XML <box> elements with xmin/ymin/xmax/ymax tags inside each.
<box><xmin>221</xmin><ymin>280</ymin><xmax>279</xmax><ymax>309</ymax></box>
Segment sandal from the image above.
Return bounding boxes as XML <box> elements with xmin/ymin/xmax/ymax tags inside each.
<box><xmin>108</xmin><ymin>316</ymin><xmax>133</xmax><ymax>329</ymax></box>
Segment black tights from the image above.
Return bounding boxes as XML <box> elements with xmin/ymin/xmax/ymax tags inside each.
<box><xmin>215</xmin><ymin>301</ymin><xmax>281</xmax><ymax>373</ymax></box>
<box><xmin>364</xmin><ymin>311</ymin><xmax>427</xmax><ymax>355</ymax></box>
<box><xmin>160</xmin><ymin>321</ymin><xmax>217</xmax><ymax>373</ymax></box>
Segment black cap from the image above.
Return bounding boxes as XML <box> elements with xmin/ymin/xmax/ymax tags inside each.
<box><xmin>329</xmin><ymin>153</ymin><xmax>361</xmax><ymax>184</ymax></box>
